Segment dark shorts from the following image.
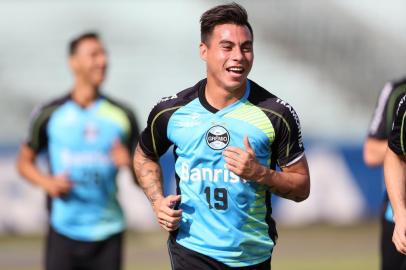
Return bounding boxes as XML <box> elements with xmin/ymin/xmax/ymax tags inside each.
<box><xmin>167</xmin><ymin>235</ymin><xmax>271</xmax><ymax>270</ymax></box>
<box><xmin>381</xmin><ymin>217</ymin><xmax>406</xmax><ymax>270</ymax></box>
<box><xmin>45</xmin><ymin>227</ymin><xmax>123</xmax><ymax>270</ymax></box>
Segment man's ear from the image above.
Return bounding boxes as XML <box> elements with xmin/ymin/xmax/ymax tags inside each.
<box><xmin>199</xmin><ymin>42</ymin><xmax>208</xmax><ymax>62</ymax></box>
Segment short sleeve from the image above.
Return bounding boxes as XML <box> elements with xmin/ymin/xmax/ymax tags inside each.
<box><xmin>368</xmin><ymin>82</ymin><xmax>393</xmax><ymax>139</ymax></box>
<box><xmin>25</xmin><ymin>105</ymin><xmax>51</xmax><ymax>153</ymax></box>
<box><xmin>139</xmin><ymin>103</ymin><xmax>174</xmax><ymax>159</ymax></box>
<box><xmin>272</xmin><ymin>102</ymin><xmax>305</xmax><ymax>167</ymax></box>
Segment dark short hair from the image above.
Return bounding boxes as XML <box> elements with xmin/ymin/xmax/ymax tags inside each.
<box><xmin>200</xmin><ymin>2</ymin><xmax>253</xmax><ymax>44</ymax></box>
<box><xmin>69</xmin><ymin>32</ymin><xmax>100</xmax><ymax>56</ymax></box>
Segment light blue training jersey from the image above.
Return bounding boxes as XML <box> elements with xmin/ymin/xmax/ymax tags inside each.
<box><xmin>26</xmin><ymin>94</ymin><xmax>138</xmax><ymax>241</ymax></box>
<box><xmin>140</xmin><ymin>79</ymin><xmax>305</xmax><ymax>267</ymax></box>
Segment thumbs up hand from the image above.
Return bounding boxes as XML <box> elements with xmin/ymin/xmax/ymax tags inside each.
<box><xmin>223</xmin><ymin>136</ymin><xmax>267</xmax><ymax>182</ymax></box>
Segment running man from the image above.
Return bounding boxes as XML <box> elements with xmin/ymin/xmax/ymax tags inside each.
<box><xmin>17</xmin><ymin>32</ymin><xmax>139</xmax><ymax>270</ymax></box>
<box><xmin>364</xmin><ymin>77</ymin><xmax>406</xmax><ymax>269</ymax></box>
<box><xmin>385</xmin><ymin>93</ymin><xmax>406</xmax><ymax>259</ymax></box>
<box><xmin>134</xmin><ymin>3</ymin><xmax>310</xmax><ymax>269</ymax></box>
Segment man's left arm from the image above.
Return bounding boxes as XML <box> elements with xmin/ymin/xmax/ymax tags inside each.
<box><xmin>259</xmin><ymin>155</ymin><xmax>310</xmax><ymax>202</ymax></box>
<box><xmin>223</xmin><ymin>136</ymin><xmax>310</xmax><ymax>202</ymax></box>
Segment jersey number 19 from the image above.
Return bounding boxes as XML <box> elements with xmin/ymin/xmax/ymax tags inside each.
<box><xmin>204</xmin><ymin>187</ymin><xmax>228</xmax><ymax>210</ymax></box>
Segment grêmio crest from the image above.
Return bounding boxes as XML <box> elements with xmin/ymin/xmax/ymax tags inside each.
<box><xmin>205</xmin><ymin>125</ymin><xmax>230</xmax><ymax>150</ymax></box>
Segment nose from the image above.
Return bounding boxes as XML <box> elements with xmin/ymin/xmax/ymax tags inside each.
<box><xmin>231</xmin><ymin>47</ymin><xmax>243</xmax><ymax>62</ymax></box>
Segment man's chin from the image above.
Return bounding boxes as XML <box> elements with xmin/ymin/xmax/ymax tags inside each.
<box><xmin>224</xmin><ymin>79</ymin><xmax>246</xmax><ymax>91</ymax></box>
<box><xmin>91</xmin><ymin>78</ymin><xmax>105</xmax><ymax>88</ymax></box>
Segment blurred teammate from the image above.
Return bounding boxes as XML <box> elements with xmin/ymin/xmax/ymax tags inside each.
<box><xmin>134</xmin><ymin>3</ymin><xmax>310</xmax><ymax>269</ymax></box>
<box><xmin>17</xmin><ymin>32</ymin><xmax>139</xmax><ymax>270</ymax></box>
<box><xmin>384</xmin><ymin>93</ymin><xmax>406</xmax><ymax>259</ymax></box>
<box><xmin>364</xmin><ymin>78</ymin><xmax>406</xmax><ymax>269</ymax></box>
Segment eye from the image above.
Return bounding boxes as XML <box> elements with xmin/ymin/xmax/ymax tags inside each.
<box><xmin>242</xmin><ymin>46</ymin><xmax>252</xmax><ymax>52</ymax></box>
<box><xmin>219</xmin><ymin>41</ymin><xmax>234</xmax><ymax>51</ymax></box>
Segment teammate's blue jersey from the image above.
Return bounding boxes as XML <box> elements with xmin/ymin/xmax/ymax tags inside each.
<box><xmin>140</xmin><ymin>79</ymin><xmax>304</xmax><ymax>267</ymax></box>
<box><xmin>26</xmin><ymin>94</ymin><xmax>138</xmax><ymax>241</ymax></box>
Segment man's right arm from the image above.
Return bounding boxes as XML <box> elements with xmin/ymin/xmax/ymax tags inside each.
<box><xmin>16</xmin><ymin>144</ymin><xmax>71</xmax><ymax>197</ymax></box>
<box><xmin>384</xmin><ymin>148</ymin><xmax>406</xmax><ymax>254</ymax></box>
<box><xmin>363</xmin><ymin>138</ymin><xmax>387</xmax><ymax>167</ymax></box>
<box><xmin>133</xmin><ymin>144</ymin><xmax>181</xmax><ymax>231</ymax></box>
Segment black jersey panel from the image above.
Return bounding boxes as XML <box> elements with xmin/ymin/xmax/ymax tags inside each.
<box><xmin>25</xmin><ymin>94</ymin><xmax>70</xmax><ymax>153</ymax></box>
<box><xmin>368</xmin><ymin>77</ymin><xmax>406</xmax><ymax>139</ymax></box>
<box><xmin>388</xmin><ymin>94</ymin><xmax>406</xmax><ymax>156</ymax></box>
<box><xmin>248</xmin><ymin>81</ymin><xmax>305</xmax><ymax>167</ymax></box>
<box><xmin>139</xmin><ymin>83</ymin><xmax>200</xmax><ymax>159</ymax></box>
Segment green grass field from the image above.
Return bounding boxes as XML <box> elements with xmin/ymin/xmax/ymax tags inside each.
<box><xmin>0</xmin><ymin>221</ymin><xmax>379</xmax><ymax>270</ymax></box>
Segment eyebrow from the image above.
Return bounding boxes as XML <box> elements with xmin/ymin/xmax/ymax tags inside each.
<box><xmin>219</xmin><ymin>40</ymin><xmax>253</xmax><ymax>46</ymax></box>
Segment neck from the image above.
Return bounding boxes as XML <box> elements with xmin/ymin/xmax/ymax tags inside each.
<box><xmin>71</xmin><ymin>80</ymin><xmax>99</xmax><ymax>108</ymax></box>
<box><xmin>205</xmin><ymin>78</ymin><xmax>246</xmax><ymax>110</ymax></box>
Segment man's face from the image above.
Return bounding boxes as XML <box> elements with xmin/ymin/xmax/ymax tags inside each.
<box><xmin>200</xmin><ymin>23</ymin><xmax>253</xmax><ymax>92</ymax></box>
<box><xmin>69</xmin><ymin>38</ymin><xmax>107</xmax><ymax>88</ymax></box>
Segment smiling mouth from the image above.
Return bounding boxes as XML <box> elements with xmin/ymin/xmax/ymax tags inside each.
<box><xmin>226</xmin><ymin>66</ymin><xmax>244</xmax><ymax>74</ymax></box>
